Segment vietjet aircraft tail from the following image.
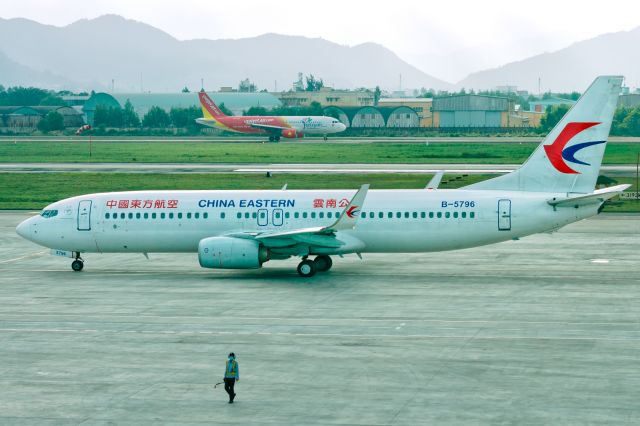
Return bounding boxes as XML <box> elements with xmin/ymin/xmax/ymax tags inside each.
<box><xmin>466</xmin><ymin>76</ymin><xmax>623</xmax><ymax>193</ymax></box>
<box><xmin>198</xmin><ymin>90</ymin><xmax>227</xmax><ymax>119</ymax></box>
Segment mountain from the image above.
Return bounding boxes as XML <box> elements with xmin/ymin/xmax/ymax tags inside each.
<box><xmin>0</xmin><ymin>50</ymin><xmax>75</xmax><ymax>88</ymax></box>
<box><xmin>0</xmin><ymin>15</ymin><xmax>451</xmax><ymax>92</ymax></box>
<box><xmin>457</xmin><ymin>27</ymin><xmax>640</xmax><ymax>92</ymax></box>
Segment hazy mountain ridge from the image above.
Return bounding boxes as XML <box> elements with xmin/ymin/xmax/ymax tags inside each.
<box><xmin>456</xmin><ymin>27</ymin><xmax>640</xmax><ymax>92</ymax></box>
<box><xmin>0</xmin><ymin>15</ymin><xmax>450</xmax><ymax>92</ymax></box>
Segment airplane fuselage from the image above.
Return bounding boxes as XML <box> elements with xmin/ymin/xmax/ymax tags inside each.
<box><xmin>196</xmin><ymin>115</ymin><xmax>345</xmax><ymax>135</ymax></box>
<box><xmin>17</xmin><ymin>189</ymin><xmax>597</xmax><ymax>256</ymax></box>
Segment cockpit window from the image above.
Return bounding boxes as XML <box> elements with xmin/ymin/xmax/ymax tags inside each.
<box><xmin>40</xmin><ymin>209</ymin><xmax>58</xmax><ymax>218</ymax></box>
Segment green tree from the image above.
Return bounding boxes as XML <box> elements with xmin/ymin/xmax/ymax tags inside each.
<box><xmin>143</xmin><ymin>106</ymin><xmax>171</xmax><ymax>127</ymax></box>
<box><xmin>37</xmin><ymin>111</ymin><xmax>64</xmax><ymax>132</ymax></box>
<box><xmin>305</xmin><ymin>74</ymin><xmax>324</xmax><ymax>92</ymax></box>
<box><xmin>122</xmin><ymin>100</ymin><xmax>140</xmax><ymax>127</ymax></box>
<box><xmin>611</xmin><ymin>107</ymin><xmax>629</xmax><ymax>135</ymax></box>
<box><xmin>218</xmin><ymin>102</ymin><xmax>233</xmax><ymax>116</ymax></box>
<box><xmin>93</xmin><ymin>105</ymin><xmax>124</xmax><ymax>127</ymax></box>
<box><xmin>181</xmin><ymin>86</ymin><xmax>190</xmax><ymax>93</ymax></box>
<box><xmin>374</xmin><ymin>86</ymin><xmax>381</xmax><ymax>105</ymax></box>
<box><xmin>540</xmin><ymin>104</ymin><xmax>571</xmax><ymax>132</ymax></box>
<box><xmin>244</xmin><ymin>106</ymin><xmax>269</xmax><ymax>116</ymax></box>
<box><xmin>620</xmin><ymin>107</ymin><xmax>640</xmax><ymax>136</ymax></box>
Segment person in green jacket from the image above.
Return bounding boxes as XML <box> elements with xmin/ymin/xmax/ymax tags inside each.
<box><xmin>223</xmin><ymin>352</ymin><xmax>239</xmax><ymax>403</ymax></box>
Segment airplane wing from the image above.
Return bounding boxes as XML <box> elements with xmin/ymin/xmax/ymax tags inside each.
<box><xmin>249</xmin><ymin>123</ymin><xmax>290</xmax><ymax>133</ymax></box>
<box><xmin>547</xmin><ymin>184</ymin><xmax>630</xmax><ymax>207</ymax></box>
<box><xmin>426</xmin><ymin>171</ymin><xmax>444</xmax><ymax>190</ymax></box>
<box><xmin>226</xmin><ymin>185</ymin><xmax>369</xmax><ymax>252</ymax></box>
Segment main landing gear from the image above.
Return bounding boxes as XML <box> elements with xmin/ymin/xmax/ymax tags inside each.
<box><xmin>71</xmin><ymin>253</ymin><xmax>84</xmax><ymax>272</ymax></box>
<box><xmin>297</xmin><ymin>255</ymin><xmax>333</xmax><ymax>277</ymax></box>
<box><xmin>268</xmin><ymin>136</ymin><xmax>281</xmax><ymax>142</ymax></box>
<box><xmin>323</xmin><ymin>135</ymin><xmax>328</xmax><ymax>141</ymax></box>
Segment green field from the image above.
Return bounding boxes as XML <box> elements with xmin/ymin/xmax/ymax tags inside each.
<box><xmin>1</xmin><ymin>172</ymin><xmax>637</xmax><ymax>212</ymax></box>
<box><xmin>1</xmin><ymin>141</ymin><xmax>639</xmax><ymax>164</ymax></box>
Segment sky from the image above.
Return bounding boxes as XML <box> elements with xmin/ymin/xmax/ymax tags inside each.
<box><xmin>1</xmin><ymin>0</ymin><xmax>638</xmax><ymax>82</ymax></box>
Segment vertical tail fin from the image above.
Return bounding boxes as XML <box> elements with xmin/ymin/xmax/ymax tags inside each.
<box><xmin>198</xmin><ymin>90</ymin><xmax>227</xmax><ymax>119</ymax></box>
<box><xmin>465</xmin><ymin>76</ymin><xmax>623</xmax><ymax>193</ymax></box>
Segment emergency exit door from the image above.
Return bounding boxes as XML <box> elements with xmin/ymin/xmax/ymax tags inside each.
<box><xmin>498</xmin><ymin>199</ymin><xmax>511</xmax><ymax>231</ymax></box>
<box><xmin>77</xmin><ymin>200</ymin><xmax>92</xmax><ymax>231</ymax></box>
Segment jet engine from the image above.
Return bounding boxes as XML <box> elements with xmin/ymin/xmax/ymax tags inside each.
<box><xmin>281</xmin><ymin>128</ymin><xmax>304</xmax><ymax>138</ymax></box>
<box><xmin>198</xmin><ymin>237</ymin><xmax>269</xmax><ymax>269</ymax></box>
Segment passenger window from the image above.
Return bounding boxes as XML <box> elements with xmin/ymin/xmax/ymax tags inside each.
<box><xmin>388</xmin><ymin>212</ymin><xmax>393</xmax><ymax>219</ymax></box>
<box><xmin>303</xmin><ymin>212</ymin><xmax>308</xmax><ymax>218</ymax></box>
<box><xmin>429</xmin><ymin>212</ymin><xmax>434</xmax><ymax>218</ymax></box>
<box><xmin>453</xmin><ymin>212</ymin><xmax>458</xmax><ymax>218</ymax></box>
<box><xmin>160</xmin><ymin>213</ymin><xmax>166</xmax><ymax>219</ymax></box>
<box><xmin>470</xmin><ymin>212</ymin><xmax>475</xmax><ymax>218</ymax></box>
<box><xmin>203</xmin><ymin>212</ymin><xmax>208</xmax><ymax>219</ymax></box>
<box><xmin>120</xmin><ymin>213</ymin><xmax>125</xmax><ymax>219</ymax></box>
<box><xmin>152</xmin><ymin>213</ymin><xmax>157</xmax><ymax>219</ymax></box>
<box><xmin>276</xmin><ymin>211</ymin><xmax>281</xmax><ymax>218</ymax></box>
<box><xmin>445</xmin><ymin>212</ymin><xmax>450</xmax><ymax>218</ymax></box>
<box><xmin>294</xmin><ymin>212</ymin><xmax>300</xmax><ymax>219</ymax></box>
<box><xmin>311</xmin><ymin>212</ymin><xmax>316</xmax><ymax>219</ymax></box>
<box><xmin>187</xmin><ymin>213</ymin><xmax>191</xmax><ymax>219</ymax></box>
<box><xmin>252</xmin><ymin>212</ymin><xmax>257</xmax><ymax>219</ymax></box>
<box><xmin>105</xmin><ymin>213</ymin><xmax>110</xmax><ymax>219</ymax></box>
<box><xmin>178</xmin><ymin>212</ymin><xmax>183</xmax><ymax>219</ymax></box>
<box><xmin>437</xmin><ymin>212</ymin><xmax>442</xmax><ymax>218</ymax></box>
<box><xmin>404</xmin><ymin>212</ymin><xmax>409</xmax><ymax>218</ymax></box>
<box><xmin>412</xmin><ymin>212</ymin><xmax>417</xmax><ymax>218</ymax></box>
<box><xmin>420</xmin><ymin>212</ymin><xmax>425</xmax><ymax>218</ymax></box>
<box><xmin>237</xmin><ymin>212</ymin><xmax>242</xmax><ymax>219</ymax></box>
<box><xmin>220</xmin><ymin>212</ymin><xmax>225</xmax><ymax>219</ymax></box>
<box><xmin>144</xmin><ymin>213</ymin><xmax>149</xmax><ymax>219</ymax></box>
<box><xmin>370</xmin><ymin>212</ymin><xmax>374</xmax><ymax>219</ymax></box>
<box><xmin>245</xmin><ymin>212</ymin><xmax>250</xmax><ymax>219</ymax></box>
<box><xmin>379</xmin><ymin>212</ymin><xmax>384</xmax><ymax>218</ymax></box>
<box><xmin>136</xmin><ymin>213</ymin><xmax>141</xmax><ymax>219</ymax></box>
<box><xmin>319</xmin><ymin>212</ymin><xmax>323</xmax><ymax>218</ymax></box>
<box><xmin>335</xmin><ymin>212</ymin><xmax>340</xmax><ymax>218</ymax></box>
<box><xmin>195</xmin><ymin>212</ymin><xmax>200</xmax><ymax>219</ymax></box>
<box><xmin>128</xmin><ymin>213</ymin><xmax>133</xmax><ymax>219</ymax></box>
<box><xmin>260</xmin><ymin>212</ymin><xmax>266</xmax><ymax>219</ymax></box>
<box><xmin>285</xmin><ymin>212</ymin><xmax>290</xmax><ymax>219</ymax></box>
<box><xmin>462</xmin><ymin>212</ymin><xmax>467</xmax><ymax>218</ymax></box>
<box><xmin>396</xmin><ymin>212</ymin><xmax>401</xmax><ymax>218</ymax></box>
<box><xmin>327</xmin><ymin>212</ymin><xmax>333</xmax><ymax>218</ymax></box>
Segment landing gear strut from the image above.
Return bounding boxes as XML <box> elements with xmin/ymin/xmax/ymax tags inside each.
<box><xmin>71</xmin><ymin>252</ymin><xmax>84</xmax><ymax>271</ymax></box>
<box><xmin>323</xmin><ymin>135</ymin><xmax>328</xmax><ymax>141</ymax></box>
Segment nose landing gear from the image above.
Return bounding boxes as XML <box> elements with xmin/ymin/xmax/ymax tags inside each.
<box><xmin>71</xmin><ymin>253</ymin><xmax>84</xmax><ymax>271</ymax></box>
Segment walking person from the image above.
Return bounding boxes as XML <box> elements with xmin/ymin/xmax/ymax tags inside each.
<box><xmin>223</xmin><ymin>352</ymin><xmax>239</xmax><ymax>403</ymax></box>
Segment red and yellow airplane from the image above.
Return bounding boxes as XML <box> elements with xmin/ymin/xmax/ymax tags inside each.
<box><xmin>196</xmin><ymin>91</ymin><xmax>346</xmax><ymax>141</ymax></box>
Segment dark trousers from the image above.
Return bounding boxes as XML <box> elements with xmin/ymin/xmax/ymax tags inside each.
<box><xmin>224</xmin><ymin>378</ymin><xmax>236</xmax><ymax>401</ymax></box>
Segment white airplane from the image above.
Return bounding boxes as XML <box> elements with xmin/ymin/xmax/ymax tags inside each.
<box><xmin>16</xmin><ymin>76</ymin><xmax>628</xmax><ymax>277</ymax></box>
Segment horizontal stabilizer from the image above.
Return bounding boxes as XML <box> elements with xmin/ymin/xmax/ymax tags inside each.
<box><xmin>547</xmin><ymin>184</ymin><xmax>630</xmax><ymax>207</ymax></box>
<box><xmin>426</xmin><ymin>171</ymin><xmax>444</xmax><ymax>190</ymax></box>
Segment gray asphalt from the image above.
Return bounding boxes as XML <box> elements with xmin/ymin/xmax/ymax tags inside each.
<box><xmin>1</xmin><ymin>211</ymin><xmax>639</xmax><ymax>425</ymax></box>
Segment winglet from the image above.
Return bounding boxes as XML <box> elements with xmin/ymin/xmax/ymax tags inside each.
<box><xmin>327</xmin><ymin>184</ymin><xmax>369</xmax><ymax>232</ymax></box>
<box><xmin>426</xmin><ymin>171</ymin><xmax>444</xmax><ymax>190</ymax></box>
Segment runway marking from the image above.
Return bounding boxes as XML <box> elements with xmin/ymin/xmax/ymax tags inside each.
<box><xmin>591</xmin><ymin>259</ymin><xmax>610</xmax><ymax>264</ymax></box>
<box><xmin>1</xmin><ymin>327</ymin><xmax>637</xmax><ymax>342</ymax></box>
<box><xmin>0</xmin><ymin>250</ymin><xmax>47</xmax><ymax>264</ymax></box>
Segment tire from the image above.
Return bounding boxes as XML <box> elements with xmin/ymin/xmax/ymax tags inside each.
<box><xmin>314</xmin><ymin>255</ymin><xmax>333</xmax><ymax>272</ymax></box>
<box><xmin>71</xmin><ymin>259</ymin><xmax>84</xmax><ymax>271</ymax></box>
<box><xmin>297</xmin><ymin>259</ymin><xmax>316</xmax><ymax>277</ymax></box>
<box><xmin>268</xmin><ymin>136</ymin><xmax>274</xmax><ymax>142</ymax></box>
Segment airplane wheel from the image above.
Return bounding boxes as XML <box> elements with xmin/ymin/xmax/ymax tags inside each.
<box><xmin>323</xmin><ymin>136</ymin><xmax>328</xmax><ymax>141</ymax></box>
<box><xmin>268</xmin><ymin>136</ymin><xmax>274</xmax><ymax>142</ymax></box>
<box><xmin>71</xmin><ymin>259</ymin><xmax>84</xmax><ymax>271</ymax></box>
<box><xmin>275</xmin><ymin>136</ymin><xmax>281</xmax><ymax>142</ymax></box>
<box><xmin>297</xmin><ymin>259</ymin><xmax>316</xmax><ymax>277</ymax></box>
<box><xmin>314</xmin><ymin>255</ymin><xmax>332</xmax><ymax>272</ymax></box>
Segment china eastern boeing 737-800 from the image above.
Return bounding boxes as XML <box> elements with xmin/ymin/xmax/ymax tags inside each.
<box><xmin>195</xmin><ymin>91</ymin><xmax>346</xmax><ymax>141</ymax></box>
<box><xmin>17</xmin><ymin>76</ymin><xmax>628</xmax><ymax>277</ymax></box>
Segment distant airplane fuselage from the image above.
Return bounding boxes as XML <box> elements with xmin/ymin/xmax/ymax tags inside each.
<box><xmin>195</xmin><ymin>91</ymin><xmax>346</xmax><ymax>141</ymax></box>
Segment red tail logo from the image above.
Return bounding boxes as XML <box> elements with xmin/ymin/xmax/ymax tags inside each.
<box><xmin>199</xmin><ymin>91</ymin><xmax>226</xmax><ymax>118</ymax></box>
<box><xmin>543</xmin><ymin>122</ymin><xmax>603</xmax><ymax>174</ymax></box>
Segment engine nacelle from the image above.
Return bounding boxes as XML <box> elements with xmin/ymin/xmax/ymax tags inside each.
<box><xmin>281</xmin><ymin>128</ymin><xmax>304</xmax><ymax>138</ymax></box>
<box><xmin>198</xmin><ymin>237</ymin><xmax>269</xmax><ymax>269</ymax></box>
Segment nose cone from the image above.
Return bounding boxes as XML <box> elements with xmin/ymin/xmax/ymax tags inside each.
<box><xmin>338</xmin><ymin>123</ymin><xmax>347</xmax><ymax>132</ymax></box>
<box><xmin>16</xmin><ymin>217</ymin><xmax>33</xmax><ymax>240</ymax></box>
